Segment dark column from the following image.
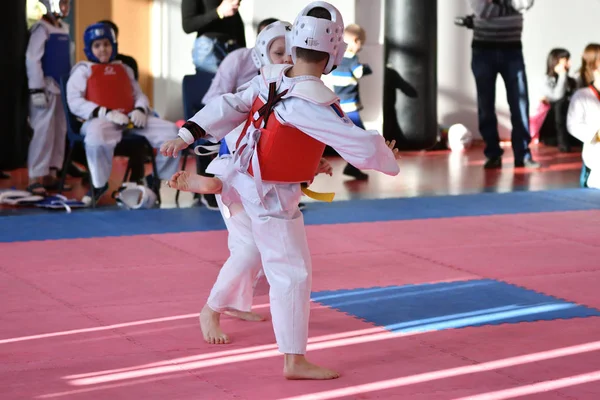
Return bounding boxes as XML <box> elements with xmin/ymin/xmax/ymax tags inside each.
<box><xmin>0</xmin><ymin>0</ymin><xmax>29</xmax><ymax>171</ymax></box>
<box><xmin>383</xmin><ymin>0</ymin><xmax>438</xmax><ymax>150</ymax></box>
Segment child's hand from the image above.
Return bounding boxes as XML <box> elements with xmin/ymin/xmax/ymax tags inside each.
<box><xmin>541</xmin><ymin>96</ymin><xmax>550</xmax><ymax>105</ymax></box>
<box><xmin>160</xmin><ymin>138</ymin><xmax>188</xmax><ymax>158</ymax></box>
<box><xmin>316</xmin><ymin>158</ymin><xmax>333</xmax><ymax>176</ymax></box>
<box><xmin>386</xmin><ymin>139</ymin><xmax>401</xmax><ymax>160</ymax></box>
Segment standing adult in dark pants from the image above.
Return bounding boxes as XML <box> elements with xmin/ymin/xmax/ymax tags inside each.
<box><xmin>181</xmin><ymin>0</ymin><xmax>246</xmax><ymax>209</ymax></box>
<box><xmin>182</xmin><ymin>0</ymin><xmax>246</xmax><ymax>73</ymax></box>
<box><xmin>467</xmin><ymin>0</ymin><xmax>540</xmax><ymax>169</ymax></box>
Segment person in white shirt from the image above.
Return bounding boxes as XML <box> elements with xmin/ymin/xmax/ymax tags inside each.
<box><xmin>567</xmin><ymin>43</ymin><xmax>600</xmax><ymax>189</ymax></box>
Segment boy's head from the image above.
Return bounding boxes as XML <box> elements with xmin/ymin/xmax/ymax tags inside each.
<box><xmin>252</xmin><ymin>20</ymin><xmax>292</xmax><ymax>68</ymax></box>
<box><xmin>287</xmin><ymin>1</ymin><xmax>346</xmax><ymax>74</ymax></box>
<box><xmin>83</xmin><ymin>23</ymin><xmax>118</xmax><ymax>64</ymax></box>
<box><xmin>39</xmin><ymin>0</ymin><xmax>70</xmax><ymax>19</ymax></box>
<box><xmin>344</xmin><ymin>24</ymin><xmax>365</xmax><ymax>54</ymax></box>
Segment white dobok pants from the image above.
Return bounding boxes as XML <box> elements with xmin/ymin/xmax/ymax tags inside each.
<box><xmin>81</xmin><ymin>116</ymin><xmax>180</xmax><ymax>188</ymax></box>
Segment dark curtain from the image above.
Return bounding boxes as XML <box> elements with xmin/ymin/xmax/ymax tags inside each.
<box><xmin>0</xmin><ymin>0</ymin><xmax>30</xmax><ymax>170</ymax></box>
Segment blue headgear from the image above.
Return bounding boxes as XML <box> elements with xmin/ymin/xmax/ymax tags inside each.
<box><xmin>83</xmin><ymin>23</ymin><xmax>118</xmax><ymax>63</ymax></box>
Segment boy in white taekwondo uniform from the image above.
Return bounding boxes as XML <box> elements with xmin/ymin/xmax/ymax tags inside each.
<box><xmin>67</xmin><ymin>23</ymin><xmax>180</xmax><ymax>204</ymax></box>
<box><xmin>162</xmin><ymin>2</ymin><xmax>400</xmax><ymax>380</ymax></box>
<box><xmin>168</xmin><ymin>20</ymin><xmax>333</xmax><ymax>325</ymax></box>
<box><xmin>26</xmin><ymin>0</ymin><xmax>72</xmax><ymax>195</ymax></box>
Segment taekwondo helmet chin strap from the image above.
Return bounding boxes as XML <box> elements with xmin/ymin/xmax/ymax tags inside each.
<box><xmin>251</xmin><ymin>21</ymin><xmax>292</xmax><ymax>69</ymax></box>
<box><xmin>286</xmin><ymin>1</ymin><xmax>347</xmax><ymax>75</ymax></box>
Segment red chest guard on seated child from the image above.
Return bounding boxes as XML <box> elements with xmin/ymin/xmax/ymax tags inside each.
<box><xmin>86</xmin><ymin>63</ymin><xmax>135</xmax><ymax>114</ymax></box>
<box><xmin>235</xmin><ymin>68</ymin><xmax>337</xmax><ymax>184</ymax></box>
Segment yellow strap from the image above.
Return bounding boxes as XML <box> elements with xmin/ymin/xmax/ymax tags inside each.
<box><xmin>300</xmin><ymin>184</ymin><xmax>335</xmax><ymax>202</ymax></box>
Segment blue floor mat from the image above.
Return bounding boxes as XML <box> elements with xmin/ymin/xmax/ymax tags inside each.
<box><xmin>0</xmin><ymin>189</ymin><xmax>599</xmax><ymax>242</ymax></box>
<box><xmin>311</xmin><ymin>279</ymin><xmax>600</xmax><ymax>333</ymax></box>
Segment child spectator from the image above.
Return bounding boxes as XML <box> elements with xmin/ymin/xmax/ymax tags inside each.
<box><xmin>327</xmin><ymin>24</ymin><xmax>372</xmax><ymax>180</ymax></box>
<box><xmin>538</xmin><ymin>48</ymin><xmax>578</xmax><ymax>152</ymax></box>
<box><xmin>66</xmin><ymin>22</ymin><xmax>180</xmax><ymax>205</ymax></box>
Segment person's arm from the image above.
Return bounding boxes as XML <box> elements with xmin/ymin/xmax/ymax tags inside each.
<box><xmin>181</xmin><ymin>0</ymin><xmax>218</xmax><ymax>34</ymax></box>
<box><xmin>351</xmin><ymin>59</ymin><xmax>372</xmax><ymax>79</ymax></box>
<box><xmin>282</xmin><ymin>101</ymin><xmax>400</xmax><ymax>176</ymax></box>
<box><xmin>179</xmin><ymin>75</ymin><xmax>262</xmax><ymax>144</ymax></box>
<box><xmin>542</xmin><ymin>73</ymin><xmax>568</xmax><ymax>102</ymax></box>
<box><xmin>567</xmin><ymin>91</ymin><xmax>600</xmax><ymax>144</ymax></box>
<box><xmin>25</xmin><ymin>23</ymin><xmax>47</xmax><ymax>91</ymax></box>
<box><xmin>507</xmin><ymin>0</ymin><xmax>534</xmax><ymax>12</ymax></box>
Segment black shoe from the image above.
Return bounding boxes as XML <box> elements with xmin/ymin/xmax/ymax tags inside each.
<box><xmin>298</xmin><ymin>202</ymin><xmax>306</xmax><ymax>211</ymax></box>
<box><xmin>53</xmin><ymin>164</ymin><xmax>86</xmax><ymax>179</ymax></box>
<box><xmin>343</xmin><ymin>164</ymin><xmax>369</xmax><ymax>180</ymax></box>
<box><xmin>484</xmin><ymin>157</ymin><xmax>502</xmax><ymax>169</ymax></box>
<box><xmin>82</xmin><ymin>183</ymin><xmax>109</xmax><ymax>206</ymax></box>
<box><xmin>67</xmin><ymin>163</ymin><xmax>87</xmax><ymax>178</ymax></box>
<box><xmin>515</xmin><ymin>158</ymin><xmax>541</xmax><ymax>169</ymax></box>
<box><xmin>200</xmin><ymin>193</ymin><xmax>219</xmax><ymax>211</ymax></box>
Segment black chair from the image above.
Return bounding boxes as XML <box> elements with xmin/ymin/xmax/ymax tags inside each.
<box><xmin>58</xmin><ymin>75</ymin><xmax>161</xmax><ymax>207</ymax></box>
<box><xmin>176</xmin><ymin>71</ymin><xmax>217</xmax><ymax>203</ymax></box>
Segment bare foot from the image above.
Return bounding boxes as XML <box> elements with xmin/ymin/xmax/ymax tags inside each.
<box><xmin>283</xmin><ymin>354</ymin><xmax>340</xmax><ymax>380</ymax></box>
<box><xmin>168</xmin><ymin>171</ymin><xmax>222</xmax><ymax>194</ymax></box>
<box><xmin>199</xmin><ymin>305</ymin><xmax>230</xmax><ymax>344</ymax></box>
<box><xmin>224</xmin><ymin>309</ymin><xmax>266</xmax><ymax>321</ymax></box>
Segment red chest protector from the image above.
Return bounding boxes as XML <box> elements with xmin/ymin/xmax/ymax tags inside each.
<box><xmin>236</xmin><ymin>82</ymin><xmax>326</xmax><ymax>184</ymax></box>
<box><xmin>86</xmin><ymin>63</ymin><xmax>135</xmax><ymax>114</ymax></box>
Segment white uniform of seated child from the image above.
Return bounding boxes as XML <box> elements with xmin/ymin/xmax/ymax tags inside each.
<box><xmin>67</xmin><ymin>22</ymin><xmax>180</xmax><ymax>205</ymax></box>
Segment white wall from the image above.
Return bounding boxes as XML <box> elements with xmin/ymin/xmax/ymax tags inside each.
<box><xmin>152</xmin><ymin>0</ymin><xmax>597</xmax><ymax>140</ymax></box>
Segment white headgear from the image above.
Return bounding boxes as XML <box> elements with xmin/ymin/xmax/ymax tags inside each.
<box><xmin>287</xmin><ymin>1</ymin><xmax>347</xmax><ymax>74</ymax></box>
<box><xmin>447</xmin><ymin>124</ymin><xmax>473</xmax><ymax>152</ymax></box>
<box><xmin>113</xmin><ymin>183</ymin><xmax>158</xmax><ymax>210</ymax></box>
<box><xmin>252</xmin><ymin>21</ymin><xmax>292</xmax><ymax>69</ymax></box>
<box><xmin>39</xmin><ymin>0</ymin><xmax>64</xmax><ymax>17</ymax></box>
